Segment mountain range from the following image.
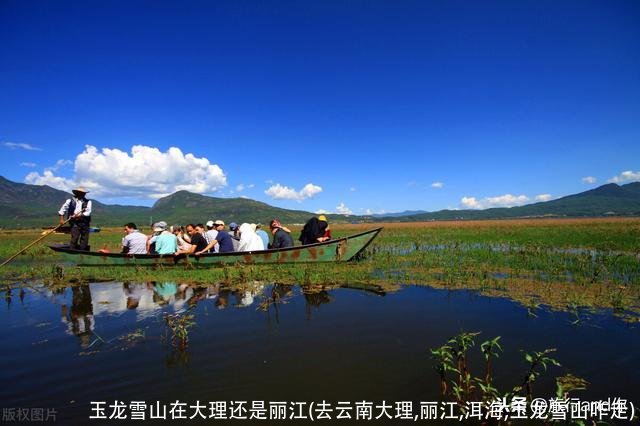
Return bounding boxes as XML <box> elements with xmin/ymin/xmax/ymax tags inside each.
<box><xmin>1</xmin><ymin>175</ymin><xmax>639</xmax><ymax>228</ymax></box>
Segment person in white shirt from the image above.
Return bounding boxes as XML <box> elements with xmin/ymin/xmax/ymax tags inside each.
<box><xmin>58</xmin><ymin>187</ymin><xmax>93</xmax><ymax>251</ymax></box>
<box><xmin>237</xmin><ymin>223</ymin><xmax>265</xmax><ymax>252</ymax></box>
<box><xmin>203</xmin><ymin>220</ymin><xmax>220</xmax><ymax>253</ymax></box>
<box><xmin>122</xmin><ymin>223</ymin><xmax>148</xmax><ymax>254</ymax></box>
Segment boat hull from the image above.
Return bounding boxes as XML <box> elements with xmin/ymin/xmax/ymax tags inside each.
<box><xmin>48</xmin><ymin>228</ymin><xmax>382</xmax><ymax>266</ymax></box>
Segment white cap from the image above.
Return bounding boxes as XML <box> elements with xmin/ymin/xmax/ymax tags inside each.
<box><xmin>206</xmin><ymin>220</ymin><xmax>214</xmax><ymax>228</ymax></box>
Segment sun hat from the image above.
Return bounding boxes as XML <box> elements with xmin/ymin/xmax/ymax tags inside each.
<box><xmin>318</xmin><ymin>215</ymin><xmax>327</xmax><ymax>222</ymax></box>
<box><xmin>72</xmin><ymin>186</ymin><xmax>89</xmax><ymax>194</ymax></box>
<box><xmin>213</xmin><ymin>220</ymin><xmax>225</xmax><ymax>226</ymax></box>
<box><xmin>153</xmin><ymin>221</ymin><xmax>167</xmax><ymax>232</ymax></box>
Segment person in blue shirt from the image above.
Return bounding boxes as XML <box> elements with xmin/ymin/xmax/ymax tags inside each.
<box><xmin>197</xmin><ymin>220</ymin><xmax>235</xmax><ymax>253</ymax></box>
<box><xmin>255</xmin><ymin>224</ymin><xmax>270</xmax><ymax>249</ymax></box>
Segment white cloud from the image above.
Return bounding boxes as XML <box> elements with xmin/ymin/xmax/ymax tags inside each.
<box><xmin>461</xmin><ymin>194</ymin><xmax>530</xmax><ymax>210</ymax></box>
<box><xmin>265</xmin><ymin>183</ymin><xmax>322</xmax><ymax>201</ymax></box>
<box><xmin>608</xmin><ymin>170</ymin><xmax>640</xmax><ymax>184</ymax></box>
<box><xmin>335</xmin><ymin>202</ymin><xmax>352</xmax><ymax>215</ymax></box>
<box><xmin>349</xmin><ymin>187</ymin><xmax>356</xmax><ymax>192</ymax></box>
<box><xmin>535</xmin><ymin>194</ymin><xmax>552</xmax><ymax>202</ymax></box>
<box><xmin>3</xmin><ymin>142</ymin><xmax>42</xmax><ymax>151</ymax></box>
<box><xmin>315</xmin><ymin>209</ymin><xmax>331</xmax><ymax>214</ymax></box>
<box><xmin>431</xmin><ymin>181</ymin><xmax>444</xmax><ymax>189</ymax></box>
<box><xmin>46</xmin><ymin>159</ymin><xmax>73</xmax><ymax>172</ymax></box>
<box><xmin>24</xmin><ymin>144</ymin><xmax>227</xmax><ymax>198</ymax></box>
<box><xmin>461</xmin><ymin>197</ymin><xmax>481</xmax><ymax>209</ymax></box>
<box><xmin>235</xmin><ymin>183</ymin><xmax>255</xmax><ymax>192</ymax></box>
<box><xmin>25</xmin><ymin>170</ymin><xmax>74</xmax><ymax>192</ymax></box>
<box><xmin>582</xmin><ymin>176</ymin><xmax>597</xmax><ymax>184</ymax></box>
<box><xmin>20</xmin><ymin>162</ymin><xmax>36</xmax><ymax>167</ymax></box>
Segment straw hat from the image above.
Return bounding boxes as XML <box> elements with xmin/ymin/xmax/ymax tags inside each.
<box><xmin>72</xmin><ymin>186</ymin><xmax>89</xmax><ymax>194</ymax></box>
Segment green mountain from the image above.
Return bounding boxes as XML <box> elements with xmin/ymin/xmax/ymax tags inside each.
<box><xmin>0</xmin><ymin>176</ymin><xmax>320</xmax><ymax>228</ymax></box>
<box><xmin>1</xmin><ymin>175</ymin><xmax>639</xmax><ymax>229</ymax></box>
<box><xmin>378</xmin><ymin>182</ymin><xmax>640</xmax><ymax>222</ymax></box>
<box><xmin>148</xmin><ymin>190</ymin><xmax>321</xmax><ymax>226</ymax></box>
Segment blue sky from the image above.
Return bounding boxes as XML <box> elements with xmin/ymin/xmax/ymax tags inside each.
<box><xmin>1</xmin><ymin>0</ymin><xmax>639</xmax><ymax>215</ymax></box>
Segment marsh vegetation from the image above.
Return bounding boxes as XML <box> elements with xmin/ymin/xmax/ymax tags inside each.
<box><xmin>2</xmin><ymin>218</ymin><xmax>638</xmax><ymax>320</ymax></box>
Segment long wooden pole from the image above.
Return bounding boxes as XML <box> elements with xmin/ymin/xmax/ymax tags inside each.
<box><xmin>0</xmin><ymin>218</ymin><xmax>72</xmax><ymax>268</ymax></box>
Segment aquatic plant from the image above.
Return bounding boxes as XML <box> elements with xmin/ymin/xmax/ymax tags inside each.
<box><xmin>430</xmin><ymin>331</ymin><xmax>587</xmax><ymax>421</ymax></box>
<box><xmin>163</xmin><ymin>308</ymin><xmax>195</xmax><ymax>350</ymax></box>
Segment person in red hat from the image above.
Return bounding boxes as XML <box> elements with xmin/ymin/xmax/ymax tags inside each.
<box><xmin>58</xmin><ymin>186</ymin><xmax>93</xmax><ymax>251</ymax></box>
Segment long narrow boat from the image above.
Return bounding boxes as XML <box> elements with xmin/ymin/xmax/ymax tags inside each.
<box><xmin>48</xmin><ymin>227</ymin><xmax>382</xmax><ymax>266</ymax></box>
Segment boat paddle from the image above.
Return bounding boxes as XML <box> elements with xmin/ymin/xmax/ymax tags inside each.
<box><xmin>0</xmin><ymin>217</ymin><xmax>72</xmax><ymax>268</ymax></box>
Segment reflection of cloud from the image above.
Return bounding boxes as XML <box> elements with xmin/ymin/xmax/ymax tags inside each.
<box><xmin>582</xmin><ymin>176</ymin><xmax>597</xmax><ymax>184</ymax></box>
<box><xmin>23</xmin><ymin>145</ymin><xmax>227</xmax><ymax>199</ymax></box>
<box><xmin>89</xmin><ymin>282</ymin><xmax>194</xmax><ymax>320</ymax></box>
<box><xmin>608</xmin><ymin>170</ymin><xmax>640</xmax><ymax>184</ymax></box>
<box><xmin>4</xmin><ymin>142</ymin><xmax>42</xmax><ymax>151</ymax></box>
<box><xmin>461</xmin><ymin>194</ymin><xmax>530</xmax><ymax>209</ymax></box>
<box><xmin>265</xmin><ymin>183</ymin><xmax>322</xmax><ymax>201</ymax></box>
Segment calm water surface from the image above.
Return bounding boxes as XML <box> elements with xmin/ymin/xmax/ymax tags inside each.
<box><xmin>1</xmin><ymin>282</ymin><xmax>638</xmax><ymax>424</ymax></box>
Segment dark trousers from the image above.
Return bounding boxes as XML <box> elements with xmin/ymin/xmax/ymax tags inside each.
<box><xmin>70</xmin><ymin>222</ymin><xmax>90</xmax><ymax>251</ymax></box>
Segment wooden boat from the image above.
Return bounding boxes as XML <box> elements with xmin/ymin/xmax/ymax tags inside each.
<box><xmin>48</xmin><ymin>227</ymin><xmax>382</xmax><ymax>266</ymax></box>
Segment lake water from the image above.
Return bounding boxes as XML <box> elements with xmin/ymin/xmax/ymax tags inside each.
<box><xmin>1</xmin><ymin>282</ymin><xmax>638</xmax><ymax>424</ymax></box>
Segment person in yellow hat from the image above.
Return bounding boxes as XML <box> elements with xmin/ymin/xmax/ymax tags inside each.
<box><xmin>299</xmin><ymin>216</ymin><xmax>331</xmax><ymax>245</ymax></box>
<box><xmin>318</xmin><ymin>215</ymin><xmax>332</xmax><ymax>240</ymax></box>
<box><xmin>58</xmin><ymin>187</ymin><xmax>93</xmax><ymax>250</ymax></box>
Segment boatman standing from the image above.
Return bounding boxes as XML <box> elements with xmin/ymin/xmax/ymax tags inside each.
<box><xmin>58</xmin><ymin>187</ymin><xmax>92</xmax><ymax>251</ymax></box>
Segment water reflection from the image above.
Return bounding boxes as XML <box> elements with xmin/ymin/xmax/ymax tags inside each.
<box><xmin>2</xmin><ymin>281</ymin><xmax>639</xmax><ymax>425</ymax></box>
<box><xmin>7</xmin><ymin>281</ymin><xmax>393</xmax><ymax>352</ymax></box>
<box><xmin>60</xmin><ymin>285</ymin><xmax>95</xmax><ymax>348</ymax></box>
<box><xmin>302</xmin><ymin>286</ymin><xmax>333</xmax><ymax>320</ymax></box>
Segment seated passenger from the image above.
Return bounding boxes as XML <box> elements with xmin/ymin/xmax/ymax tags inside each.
<box><xmin>255</xmin><ymin>223</ymin><xmax>270</xmax><ymax>249</ymax></box>
<box><xmin>237</xmin><ymin>223</ymin><xmax>265</xmax><ymax>252</ymax></box>
<box><xmin>172</xmin><ymin>225</ymin><xmax>193</xmax><ymax>254</ymax></box>
<box><xmin>154</xmin><ymin>222</ymin><xmax>178</xmax><ymax>255</ymax></box>
<box><xmin>299</xmin><ymin>217</ymin><xmax>330</xmax><ymax>245</ymax></box>
<box><xmin>206</xmin><ymin>220</ymin><xmax>235</xmax><ymax>253</ymax></box>
<box><xmin>268</xmin><ymin>219</ymin><xmax>294</xmax><ymax>249</ymax></box>
<box><xmin>147</xmin><ymin>222</ymin><xmax>164</xmax><ymax>254</ymax></box>
<box><xmin>204</xmin><ymin>220</ymin><xmax>219</xmax><ymax>253</ymax></box>
<box><xmin>186</xmin><ymin>223</ymin><xmax>209</xmax><ymax>255</ymax></box>
<box><xmin>318</xmin><ymin>215</ymin><xmax>332</xmax><ymax>240</ymax></box>
<box><xmin>229</xmin><ymin>222</ymin><xmax>240</xmax><ymax>251</ymax></box>
<box><xmin>122</xmin><ymin>222</ymin><xmax>148</xmax><ymax>254</ymax></box>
